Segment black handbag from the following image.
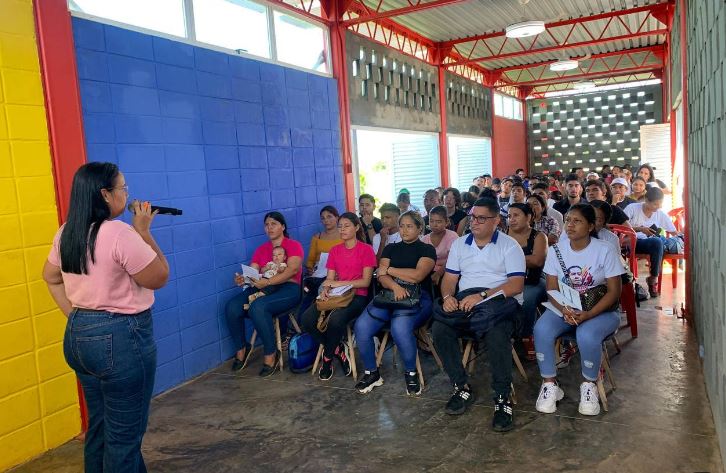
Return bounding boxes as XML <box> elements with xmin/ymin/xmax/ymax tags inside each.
<box><xmin>553</xmin><ymin>245</ymin><xmax>619</xmax><ymax>312</ymax></box>
<box><xmin>372</xmin><ymin>278</ymin><xmax>421</xmax><ymax>310</ymax></box>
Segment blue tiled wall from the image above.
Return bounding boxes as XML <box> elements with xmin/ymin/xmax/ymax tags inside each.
<box><xmin>73</xmin><ymin>18</ymin><xmax>346</xmax><ymax>394</ymax></box>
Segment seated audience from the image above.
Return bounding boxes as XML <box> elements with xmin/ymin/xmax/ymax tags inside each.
<box><xmin>610</xmin><ymin>177</ymin><xmax>636</xmax><ymax>209</ymax></box>
<box><xmin>354</xmin><ymin>211</ymin><xmax>436</xmax><ymax>396</ymax></box>
<box><xmin>507</xmin><ymin>203</ymin><xmax>547</xmax><ymax>360</ymax></box>
<box><xmin>225</xmin><ymin>212</ymin><xmax>303</xmax><ymax>376</ymax></box>
<box><xmin>422</xmin><ymin>189</ymin><xmax>442</xmax><ymax>234</ymax></box>
<box><xmin>443</xmin><ymin>187</ymin><xmax>467</xmax><ymax>232</ymax></box>
<box><xmin>372</xmin><ymin>203</ymin><xmax>402</xmax><ymax>259</ymax></box>
<box><xmin>491</xmin><ymin>178</ymin><xmax>502</xmax><ymax>193</ymax></box>
<box><xmin>421</xmin><ymin>206</ymin><xmax>459</xmax><ymax>287</ymax></box>
<box><xmin>624</xmin><ymin>187</ymin><xmax>677</xmax><ymax>296</ymax></box>
<box><xmin>584</xmin><ymin>180</ymin><xmax>630</xmax><ymax>226</ymax></box>
<box><xmin>300</xmin><ymin>213</ymin><xmax>376</xmax><ymax>380</ymax></box>
<box><xmin>432</xmin><ymin>198</ymin><xmax>525</xmax><ymax>431</ymax></box>
<box><xmin>533</xmin><ymin>203</ymin><xmax>624</xmax><ymax>416</ymax></box>
<box><xmin>498</xmin><ymin>177</ymin><xmax>513</xmax><ymax>217</ymax></box>
<box><xmin>527</xmin><ymin>194</ymin><xmax>560</xmax><ymax>245</ymax></box>
<box><xmin>359</xmin><ymin>194</ymin><xmax>382</xmax><ymax>246</ymax></box>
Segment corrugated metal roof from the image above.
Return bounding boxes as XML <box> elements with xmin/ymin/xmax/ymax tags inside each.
<box><xmin>357</xmin><ymin>0</ymin><xmax>667</xmax><ymax>71</ymax></box>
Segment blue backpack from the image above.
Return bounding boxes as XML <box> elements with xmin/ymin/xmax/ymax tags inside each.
<box><xmin>287</xmin><ymin>333</ymin><xmax>317</xmax><ymax>373</ymax></box>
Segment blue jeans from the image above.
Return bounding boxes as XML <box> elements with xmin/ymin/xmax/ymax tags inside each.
<box><xmin>636</xmin><ymin>237</ymin><xmax>664</xmax><ymax>277</ymax></box>
<box><xmin>64</xmin><ymin>309</ymin><xmax>157</xmax><ymax>473</ymax></box>
<box><xmin>533</xmin><ymin>309</ymin><xmax>620</xmax><ymax>381</ymax></box>
<box><xmin>520</xmin><ymin>279</ymin><xmax>547</xmax><ymax>338</ymax></box>
<box><xmin>354</xmin><ymin>292</ymin><xmax>432</xmax><ymax>371</ymax></box>
<box><xmin>224</xmin><ymin>282</ymin><xmax>301</xmax><ymax>355</ymax></box>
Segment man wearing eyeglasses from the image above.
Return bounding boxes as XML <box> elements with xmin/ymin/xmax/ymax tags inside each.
<box><xmin>432</xmin><ymin>197</ymin><xmax>526</xmax><ymax>432</ymax></box>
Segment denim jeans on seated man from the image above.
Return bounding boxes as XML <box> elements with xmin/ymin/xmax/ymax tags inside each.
<box><xmin>64</xmin><ymin>309</ymin><xmax>156</xmax><ymax>473</ymax></box>
<box><xmin>225</xmin><ymin>282</ymin><xmax>301</xmax><ymax>355</ymax></box>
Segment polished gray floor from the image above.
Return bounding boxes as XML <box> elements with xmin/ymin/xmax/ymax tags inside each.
<box><xmin>12</xmin><ymin>273</ymin><xmax>724</xmax><ymax>473</ymax></box>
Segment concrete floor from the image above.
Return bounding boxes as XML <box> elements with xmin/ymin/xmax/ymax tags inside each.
<box><xmin>12</xmin><ymin>271</ymin><xmax>724</xmax><ymax>473</ymax></box>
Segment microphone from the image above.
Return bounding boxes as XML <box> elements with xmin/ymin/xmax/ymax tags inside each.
<box><xmin>127</xmin><ymin>203</ymin><xmax>183</xmax><ymax>216</ymax></box>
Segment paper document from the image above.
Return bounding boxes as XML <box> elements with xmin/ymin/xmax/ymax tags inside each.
<box><xmin>311</xmin><ymin>253</ymin><xmax>329</xmax><ymax>278</ymax></box>
<box><xmin>318</xmin><ymin>284</ymin><xmax>353</xmax><ymax>299</ymax></box>
<box><xmin>548</xmin><ymin>281</ymin><xmax>582</xmax><ymax>311</ymax></box>
<box><xmin>474</xmin><ymin>290</ymin><xmax>506</xmax><ymax>306</ymax></box>
<box><xmin>240</xmin><ymin>264</ymin><xmax>260</xmax><ymax>280</ymax></box>
<box><xmin>541</xmin><ymin>301</ymin><xmax>564</xmax><ymax>318</ymax></box>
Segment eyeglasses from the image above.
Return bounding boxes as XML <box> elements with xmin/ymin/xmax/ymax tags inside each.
<box><xmin>469</xmin><ymin>214</ymin><xmax>498</xmax><ymax>224</ymax></box>
<box><xmin>107</xmin><ymin>184</ymin><xmax>129</xmax><ymax>193</ymax></box>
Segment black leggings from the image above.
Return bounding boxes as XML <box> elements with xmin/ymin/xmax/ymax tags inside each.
<box><xmin>301</xmin><ymin>295</ymin><xmax>368</xmax><ymax>358</ymax></box>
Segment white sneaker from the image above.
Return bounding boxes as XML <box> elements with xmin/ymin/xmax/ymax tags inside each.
<box><xmin>578</xmin><ymin>382</ymin><xmax>601</xmax><ymax>416</ymax></box>
<box><xmin>535</xmin><ymin>382</ymin><xmax>565</xmax><ymax>414</ymax></box>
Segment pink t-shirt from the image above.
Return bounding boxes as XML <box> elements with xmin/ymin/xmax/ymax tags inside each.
<box><xmin>421</xmin><ymin>229</ymin><xmax>459</xmax><ymax>272</ymax></box>
<box><xmin>47</xmin><ymin>220</ymin><xmax>158</xmax><ymax>314</ymax></box>
<box><xmin>326</xmin><ymin>241</ymin><xmax>377</xmax><ymax>296</ymax></box>
<box><xmin>251</xmin><ymin>237</ymin><xmax>304</xmax><ymax>283</ymax></box>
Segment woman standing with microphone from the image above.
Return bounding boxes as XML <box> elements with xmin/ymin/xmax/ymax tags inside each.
<box><xmin>43</xmin><ymin>162</ymin><xmax>169</xmax><ymax>473</ymax></box>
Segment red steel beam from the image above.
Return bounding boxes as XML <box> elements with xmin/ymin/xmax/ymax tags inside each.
<box><xmin>449</xmin><ymin>29</ymin><xmax>667</xmax><ymax>66</ymax></box>
<box><xmin>342</xmin><ymin>0</ymin><xmax>471</xmax><ymax>26</ymax></box>
<box><xmin>503</xmin><ymin>64</ymin><xmax>662</xmax><ymax>88</ymax></box>
<box><xmin>440</xmin><ymin>3</ymin><xmax>670</xmax><ymax>47</ymax></box>
<box><xmin>496</xmin><ymin>44</ymin><xmax>664</xmax><ymax>73</ymax></box>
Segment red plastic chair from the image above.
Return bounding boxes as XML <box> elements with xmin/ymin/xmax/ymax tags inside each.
<box><xmin>610</xmin><ymin>224</ymin><xmax>638</xmax><ymax>338</ymax></box>
<box><xmin>660</xmin><ymin>207</ymin><xmax>686</xmax><ymax>290</ymax></box>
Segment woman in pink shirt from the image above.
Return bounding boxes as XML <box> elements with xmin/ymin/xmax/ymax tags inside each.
<box><xmin>421</xmin><ymin>206</ymin><xmax>459</xmax><ymax>289</ymax></box>
<box><xmin>225</xmin><ymin>211</ymin><xmax>303</xmax><ymax>376</ymax></box>
<box><xmin>300</xmin><ymin>213</ymin><xmax>377</xmax><ymax>380</ymax></box>
<box><xmin>43</xmin><ymin>163</ymin><xmax>169</xmax><ymax>473</ymax></box>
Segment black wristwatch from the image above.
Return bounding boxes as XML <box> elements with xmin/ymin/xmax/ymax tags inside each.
<box><xmin>479</xmin><ymin>290</ymin><xmax>488</xmax><ymax>300</ymax></box>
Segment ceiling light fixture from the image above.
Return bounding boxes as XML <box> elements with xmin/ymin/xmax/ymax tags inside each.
<box><xmin>505</xmin><ymin>20</ymin><xmax>546</xmax><ymax>38</ymax></box>
<box><xmin>550</xmin><ymin>59</ymin><xmax>578</xmax><ymax>71</ymax></box>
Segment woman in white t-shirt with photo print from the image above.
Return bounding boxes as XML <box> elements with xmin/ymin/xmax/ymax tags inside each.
<box><xmin>533</xmin><ymin>203</ymin><xmax>624</xmax><ymax>417</ymax></box>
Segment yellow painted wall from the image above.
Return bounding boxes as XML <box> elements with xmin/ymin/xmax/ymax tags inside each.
<box><xmin>0</xmin><ymin>0</ymin><xmax>81</xmax><ymax>470</ymax></box>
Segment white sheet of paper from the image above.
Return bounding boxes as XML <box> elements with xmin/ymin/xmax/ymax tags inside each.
<box><xmin>541</xmin><ymin>301</ymin><xmax>564</xmax><ymax>318</ymax></box>
<box><xmin>474</xmin><ymin>289</ymin><xmax>505</xmax><ymax>306</ymax></box>
<box><xmin>318</xmin><ymin>284</ymin><xmax>353</xmax><ymax>299</ymax></box>
<box><xmin>240</xmin><ymin>264</ymin><xmax>260</xmax><ymax>280</ymax></box>
<box><xmin>556</xmin><ymin>281</ymin><xmax>582</xmax><ymax>310</ymax></box>
<box><xmin>311</xmin><ymin>253</ymin><xmax>329</xmax><ymax>278</ymax></box>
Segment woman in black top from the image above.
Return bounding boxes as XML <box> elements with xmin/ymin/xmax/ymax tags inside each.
<box><xmin>443</xmin><ymin>187</ymin><xmax>467</xmax><ymax>232</ymax></box>
<box><xmin>507</xmin><ymin>203</ymin><xmax>547</xmax><ymax>358</ymax></box>
<box><xmin>353</xmin><ymin>211</ymin><xmax>436</xmax><ymax>397</ymax></box>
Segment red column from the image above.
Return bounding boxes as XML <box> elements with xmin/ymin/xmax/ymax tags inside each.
<box><xmin>431</xmin><ymin>46</ymin><xmax>451</xmax><ymax>188</ymax></box>
<box><xmin>323</xmin><ymin>0</ymin><xmax>356</xmax><ymax>211</ymax></box>
<box><xmin>33</xmin><ymin>0</ymin><xmax>89</xmax><ymax>432</ymax></box>
<box><xmin>33</xmin><ymin>0</ymin><xmax>88</xmax><ymax>222</ymax></box>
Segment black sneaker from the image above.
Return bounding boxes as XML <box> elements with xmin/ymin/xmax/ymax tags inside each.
<box><xmin>492</xmin><ymin>394</ymin><xmax>514</xmax><ymax>432</ymax></box>
<box><xmin>318</xmin><ymin>358</ymin><xmax>334</xmax><ymax>381</ymax></box>
<box><xmin>445</xmin><ymin>385</ymin><xmax>475</xmax><ymax>415</ymax></box>
<box><xmin>355</xmin><ymin>370</ymin><xmax>383</xmax><ymax>394</ymax></box>
<box><xmin>405</xmin><ymin>371</ymin><xmax>422</xmax><ymax>396</ymax></box>
<box><xmin>334</xmin><ymin>343</ymin><xmax>352</xmax><ymax>377</ymax></box>
<box><xmin>258</xmin><ymin>351</ymin><xmax>280</xmax><ymax>378</ymax></box>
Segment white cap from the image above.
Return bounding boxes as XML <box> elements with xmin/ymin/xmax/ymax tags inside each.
<box><xmin>611</xmin><ymin>177</ymin><xmax>630</xmax><ymax>190</ymax></box>
<box><xmin>586</xmin><ymin>172</ymin><xmax>600</xmax><ymax>180</ymax></box>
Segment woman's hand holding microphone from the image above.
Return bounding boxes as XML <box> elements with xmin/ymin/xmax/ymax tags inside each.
<box><xmin>130</xmin><ymin>200</ymin><xmax>159</xmax><ymax>237</ymax></box>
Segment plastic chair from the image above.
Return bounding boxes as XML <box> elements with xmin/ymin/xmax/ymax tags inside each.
<box><xmin>660</xmin><ymin>207</ymin><xmax>686</xmax><ymax>290</ymax></box>
<box><xmin>609</xmin><ymin>224</ymin><xmax>639</xmax><ymax>338</ymax></box>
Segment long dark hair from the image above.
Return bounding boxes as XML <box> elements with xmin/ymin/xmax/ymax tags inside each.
<box><xmin>339</xmin><ymin>212</ymin><xmax>365</xmax><ymax>242</ymax></box>
<box><xmin>60</xmin><ymin>162</ymin><xmax>119</xmax><ymax>274</ymax></box>
<box><xmin>264</xmin><ymin>211</ymin><xmax>289</xmax><ymax>237</ymax></box>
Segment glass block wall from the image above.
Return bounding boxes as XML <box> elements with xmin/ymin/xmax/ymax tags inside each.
<box><xmin>527</xmin><ymin>83</ymin><xmax>663</xmax><ymax>174</ymax></box>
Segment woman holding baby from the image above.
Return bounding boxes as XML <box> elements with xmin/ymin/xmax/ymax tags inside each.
<box><xmin>224</xmin><ymin>211</ymin><xmax>303</xmax><ymax>377</ymax></box>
